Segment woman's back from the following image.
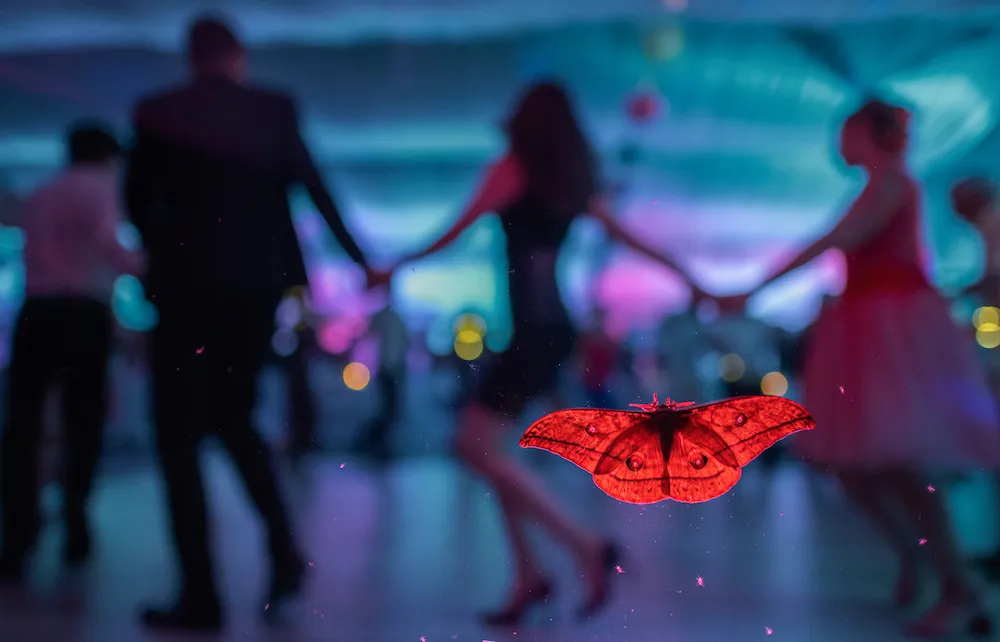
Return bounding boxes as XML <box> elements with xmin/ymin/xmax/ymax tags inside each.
<box><xmin>500</xmin><ymin>191</ymin><xmax>578</xmax><ymax>328</ymax></box>
<box><xmin>843</xmin><ymin>172</ymin><xmax>926</xmax><ymax>293</ymax></box>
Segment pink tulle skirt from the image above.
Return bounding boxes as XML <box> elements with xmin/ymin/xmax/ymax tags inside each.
<box><xmin>795</xmin><ymin>286</ymin><xmax>1000</xmax><ymax>470</ymax></box>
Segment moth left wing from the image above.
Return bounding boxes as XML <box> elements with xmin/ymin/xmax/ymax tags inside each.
<box><xmin>591</xmin><ymin>423</ymin><xmax>671</xmax><ymax>504</ymax></box>
<box><xmin>519</xmin><ymin>408</ymin><xmax>650</xmax><ymax>474</ymax></box>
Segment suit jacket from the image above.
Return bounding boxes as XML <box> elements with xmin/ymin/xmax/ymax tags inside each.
<box><xmin>125</xmin><ymin>76</ymin><xmax>367</xmax><ymax>302</ymax></box>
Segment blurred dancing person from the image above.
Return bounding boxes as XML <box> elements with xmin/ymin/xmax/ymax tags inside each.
<box><xmin>276</xmin><ymin>288</ymin><xmax>320</xmax><ymax>458</ymax></box>
<box><xmin>353</xmin><ymin>289</ymin><xmax>409</xmax><ymax>460</ymax></box>
<box><xmin>386</xmin><ymin>81</ymin><xmax>706</xmax><ymax>625</ymax></box>
<box><xmin>580</xmin><ymin>308</ymin><xmax>618</xmax><ymax>408</ymax></box>
<box><xmin>126</xmin><ymin>15</ymin><xmax>375</xmax><ymax>632</ymax></box>
<box><xmin>283</xmin><ymin>326</ymin><xmax>319</xmax><ymax>457</ymax></box>
<box><xmin>952</xmin><ymin>178</ymin><xmax>999</xmax><ymax>305</ymax></box>
<box><xmin>951</xmin><ymin>176</ymin><xmax>1000</xmax><ymax>577</ymax></box>
<box><xmin>0</xmin><ymin>125</ymin><xmax>145</xmax><ymax>579</ymax></box>
<box><xmin>721</xmin><ymin>101</ymin><xmax>997</xmax><ymax>638</ymax></box>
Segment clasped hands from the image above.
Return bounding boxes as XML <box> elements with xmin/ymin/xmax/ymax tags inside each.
<box><xmin>365</xmin><ymin>269</ymin><xmax>755</xmax><ymax>314</ymax></box>
<box><xmin>690</xmin><ymin>284</ymin><xmax>754</xmax><ymax>316</ymax></box>
<box><xmin>364</xmin><ymin>264</ymin><xmax>398</xmax><ymax>290</ymax></box>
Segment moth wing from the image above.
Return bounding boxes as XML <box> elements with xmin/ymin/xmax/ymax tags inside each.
<box><xmin>590</xmin><ymin>421</ymin><xmax>672</xmax><ymax>505</ymax></box>
<box><xmin>520</xmin><ymin>408</ymin><xmax>650</xmax><ymax>474</ymax></box>
<box><xmin>666</xmin><ymin>420</ymin><xmax>743</xmax><ymax>503</ymax></box>
<box><xmin>685</xmin><ymin>395</ymin><xmax>815</xmax><ymax>467</ymax></box>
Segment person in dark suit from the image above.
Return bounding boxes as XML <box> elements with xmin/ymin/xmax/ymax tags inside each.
<box><xmin>125</xmin><ymin>16</ymin><xmax>377</xmax><ymax>632</ymax></box>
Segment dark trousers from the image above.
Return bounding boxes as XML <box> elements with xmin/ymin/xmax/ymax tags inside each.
<box><xmin>1</xmin><ymin>297</ymin><xmax>112</xmax><ymax>557</ymax></box>
<box><xmin>283</xmin><ymin>329</ymin><xmax>316</xmax><ymax>451</ymax></box>
<box><xmin>150</xmin><ymin>289</ymin><xmax>295</xmax><ymax>600</ymax></box>
<box><xmin>360</xmin><ymin>368</ymin><xmax>404</xmax><ymax>447</ymax></box>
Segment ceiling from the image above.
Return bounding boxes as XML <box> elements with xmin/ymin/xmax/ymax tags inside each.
<box><xmin>0</xmin><ymin>6</ymin><xmax>997</xmax><ymax>330</ymax></box>
<box><xmin>2</xmin><ymin>0</ymin><xmax>1000</xmax><ymax>53</ymax></box>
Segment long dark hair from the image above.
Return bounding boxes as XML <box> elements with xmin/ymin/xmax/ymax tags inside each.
<box><xmin>505</xmin><ymin>81</ymin><xmax>597</xmax><ymax>213</ymax></box>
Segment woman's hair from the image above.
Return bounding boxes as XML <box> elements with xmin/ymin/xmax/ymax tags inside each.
<box><xmin>846</xmin><ymin>99</ymin><xmax>911</xmax><ymax>154</ymax></box>
<box><xmin>505</xmin><ymin>81</ymin><xmax>597</xmax><ymax>213</ymax></box>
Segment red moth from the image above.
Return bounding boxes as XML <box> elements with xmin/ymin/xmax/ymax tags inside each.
<box><xmin>519</xmin><ymin>394</ymin><xmax>815</xmax><ymax>504</ymax></box>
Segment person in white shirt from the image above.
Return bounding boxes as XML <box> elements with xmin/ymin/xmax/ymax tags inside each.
<box><xmin>354</xmin><ymin>293</ymin><xmax>409</xmax><ymax>460</ymax></box>
<box><xmin>0</xmin><ymin>124</ymin><xmax>145</xmax><ymax>582</ymax></box>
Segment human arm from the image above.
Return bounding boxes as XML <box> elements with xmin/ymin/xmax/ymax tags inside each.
<box><xmin>717</xmin><ymin>173</ymin><xmax>907</xmax><ymax>314</ymax></box>
<box><xmin>395</xmin><ymin>153</ymin><xmax>525</xmax><ymax>267</ymax></box>
<box><xmin>90</xmin><ymin>179</ymin><xmax>146</xmax><ymax>277</ymax></box>
<box><xmin>587</xmin><ymin>194</ymin><xmax>706</xmax><ymax>298</ymax></box>
<box><xmin>751</xmin><ymin>171</ymin><xmax>907</xmax><ymax>296</ymax></box>
<box><xmin>284</xmin><ymin>99</ymin><xmax>369</xmax><ymax>270</ymax></box>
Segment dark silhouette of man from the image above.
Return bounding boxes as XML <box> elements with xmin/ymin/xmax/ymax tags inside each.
<box><xmin>125</xmin><ymin>15</ymin><xmax>375</xmax><ymax>632</ymax></box>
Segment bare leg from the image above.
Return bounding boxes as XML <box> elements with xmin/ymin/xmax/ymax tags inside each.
<box><xmin>882</xmin><ymin>470</ymin><xmax>971</xmax><ymax>597</ymax></box>
<box><xmin>493</xmin><ymin>487</ymin><xmax>546</xmax><ymax>590</ymax></box>
<box><xmin>455</xmin><ymin>404</ymin><xmax>605</xmax><ymax>600</ymax></box>
<box><xmin>881</xmin><ymin>470</ymin><xmax>987</xmax><ymax>637</ymax></box>
<box><xmin>838</xmin><ymin>471</ymin><xmax>921</xmax><ymax>606</ymax></box>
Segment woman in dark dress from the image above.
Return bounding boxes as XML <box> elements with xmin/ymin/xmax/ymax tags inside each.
<box><xmin>388</xmin><ymin>82</ymin><xmax>705</xmax><ymax>624</ymax></box>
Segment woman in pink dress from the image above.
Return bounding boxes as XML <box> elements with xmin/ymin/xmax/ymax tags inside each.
<box><xmin>722</xmin><ymin>100</ymin><xmax>998</xmax><ymax>638</ymax></box>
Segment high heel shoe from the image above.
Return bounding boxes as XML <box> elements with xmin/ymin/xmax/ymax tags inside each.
<box><xmin>480</xmin><ymin>580</ymin><xmax>554</xmax><ymax>627</ymax></box>
<box><xmin>578</xmin><ymin>541</ymin><xmax>623</xmax><ymax>620</ymax></box>
<box><xmin>905</xmin><ymin>596</ymin><xmax>992</xmax><ymax>639</ymax></box>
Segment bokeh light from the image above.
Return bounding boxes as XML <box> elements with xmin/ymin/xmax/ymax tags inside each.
<box><xmin>454</xmin><ymin>330</ymin><xmax>484</xmax><ymax>361</ymax></box>
<box><xmin>718</xmin><ymin>353</ymin><xmax>746</xmax><ymax>382</ymax></box>
<box><xmin>111</xmin><ymin>275</ymin><xmax>158</xmax><ymax>331</ymax></box>
<box><xmin>271</xmin><ymin>329</ymin><xmax>300</xmax><ymax>357</ymax></box>
<box><xmin>977</xmin><ymin>325</ymin><xmax>1000</xmax><ymax>349</ymax></box>
<box><xmin>760</xmin><ymin>371</ymin><xmax>788</xmax><ymax>397</ymax></box>
<box><xmin>343</xmin><ymin>362</ymin><xmax>371</xmax><ymax>390</ymax></box>
<box><xmin>276</xmin><ymin>295</ymin><xmax>304</xmax><ymax>330</ymax></box>
<box><xmin>453</xmin><ymin>313</ymin><xmax>487</xmax><ymax>337</ymax></box>
<box><xmin>973</xmin><ymin>306</ymin><xmax>1000</xmax><ymax>331</ymax></box>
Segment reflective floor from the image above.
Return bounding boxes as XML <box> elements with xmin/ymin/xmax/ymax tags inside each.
<box><xmin>2</xmin><ymin>359</ymin><xmax>999</xmax><ymax>641</ymax></box>
<box><xmin>2</xmin><ymin>451</ymin><xmax>999</xmax><ymax>642</ymax></box>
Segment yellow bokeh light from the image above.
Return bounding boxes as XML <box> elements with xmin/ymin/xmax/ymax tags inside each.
<box><xmin>977</xmin><ymin>327</ymin><xmax>1000</xmax><ymax>349</ymax></box>
<box><xmin>454</xmin><ymin>313</ymin><xmax>487</xmax><ymax>337</ymax></box>
<box><xmin>974</xmin><ymin>306</ymin><xmax>1000</xmax><ymax>330</ymax></box>
<box><xmin>760</xmin><ymin>371</ymin><xmax>789</xmax><ymax>397</ymax></box>
<box><xmin>343</xmin><ymin>362</ymin><xmax>371</xmax><ymax>391</ymax></box>
<box><xmin>454</xmin><ymin>335</ymin><xmax>484</xmax><ymax>361</ymax></box>
<box><xmin>456</xmin><ymin>329</ymin><xmax>482</xmax><ymax>344</ymax></box>
<box><xmin>719</xmin><ymin>353</ymin><xmax>746</xmax><ymax>383</ymax></box>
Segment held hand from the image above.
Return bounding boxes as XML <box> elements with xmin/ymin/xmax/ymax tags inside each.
<box><xmin>689</xmin><ymin>284</ymin><xmax>711</xmax><ymax>309</ymax></box>
<box><xmin>365</xmin><ymin>267</ymin><xmax>393</xmax><ymax>290</ymax></box>
<box><xmin>715</xmin><ymin>293</ymin><xmax>751</xmax><ymax>315</ymax></box>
